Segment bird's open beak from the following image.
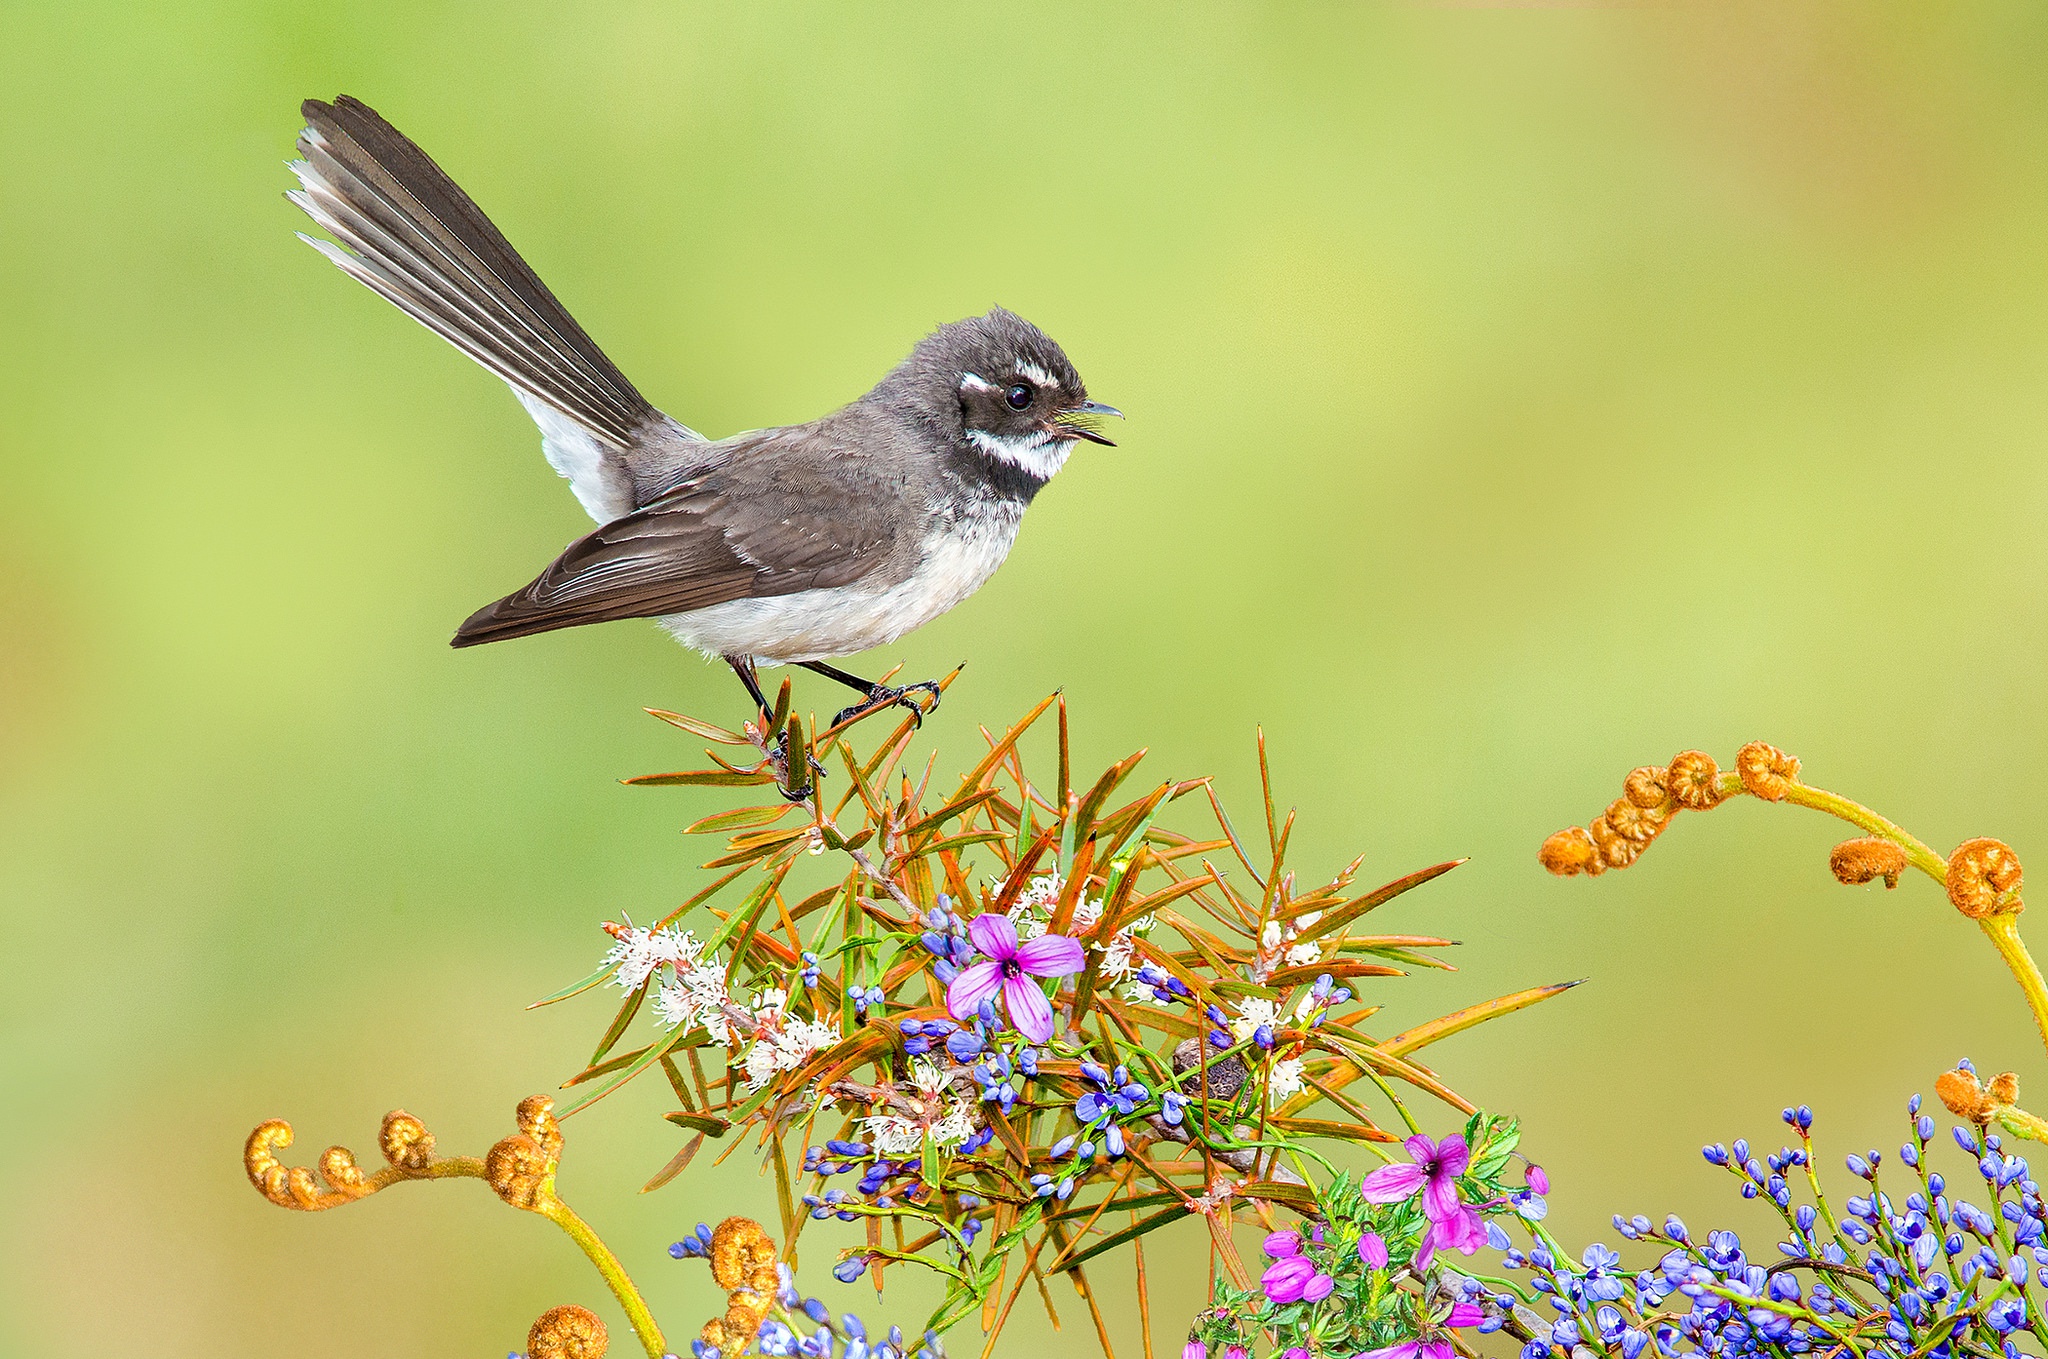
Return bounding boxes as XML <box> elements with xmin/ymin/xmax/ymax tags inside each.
<box><xmin>1050</xmin><ymin>401</ymin><xmax>1124</xmax><ymax>447</ymax></box>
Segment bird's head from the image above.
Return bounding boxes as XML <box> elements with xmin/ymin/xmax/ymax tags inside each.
<box><xmin>894</xmin><ymin>308</ymin><xmax>1121</xmax><ymax>484</ymax></box>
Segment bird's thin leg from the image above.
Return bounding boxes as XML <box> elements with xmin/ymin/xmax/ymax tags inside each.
<box><xmin>725</xmin><ymin>654</ymin><xmax>813</xmax><ymax>801</ymax></box>
<box><xmin>724</xmin><ymin>654</ymin><xmax>774</xmax><ymax>725</ymax></box>
<box><xmin>800</xmin><ymin>660</ymin><xmax>943</xmax><ymax>730</ymax></box>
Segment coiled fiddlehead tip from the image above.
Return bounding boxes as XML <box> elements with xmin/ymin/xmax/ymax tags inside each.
<box><xmin>528</xmin><ymin>1305</ymin><xmax>607</xmax><ymax>1359</ymax></box>
<box><xmin>1830</xmin><ymin>837</ymin><xmax>1907</xmax><ymax>889</ymax></box>
<box><xmin>1948</xmin><ymin>838</ymin><xmax>2024</xmax><ymax>919</ymax></box>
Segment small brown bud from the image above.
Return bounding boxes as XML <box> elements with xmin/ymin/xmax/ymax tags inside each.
<box><xmin>1587</xmin><ymin>816</ymin><xmax>1639</xmax><ymax>870</ymax></box>
<box><xmin>1830</xmin><ymin>838</ymin><xmax>1906</xmax><ymax>889</ymax></box>
<box><xmin>1539</xmin><ymin>826</ymin><xmax>1601</xmax><ymax>877</ymax></box>
<box><xmin>379</xmin><ymin>1111</ymin><xmax>435</xmax><ymax>1171</ymax></box>
<box><xmin>1735</xmin><ymin>742</ymin><xmax>1799</xmax><ymax>801</ymax></box>
<box><xmin>1623</xmin><ymin>766</ymin><xmax>1671</xmax><ymax>810</ymax></box>
<box><xmin>1610</xmin><ymin>796</ymin><xmax>1674</xmax><ymax>844</ymax></box>
<box><xmin>517</xmin><ymin>1094</ymin><xmax>565</xmax><ymax>1161</ymax></box>
<box><xmin>709</xmin><ymin>1216</ymin><xmax>776</xmax><ymax>1289</ymax></box>
<box><xmin>528</xmin><ymin>1305</ymin><xmax>607</xmax><ymax>1359</ymax></box>
<box><xmin>1937</xmin><ymin>1068</ymin><xmax>1987</xmax><ymax>1120</ymax></box>
<box><xmin>1666</xmin><ymin>751</ymin><xmax>1726</xmax><ymax>809</ymax></box>
<box><xmin>1935</xmin><ymin>1067</ymin><xmax>2013</xmax><ymax>1124</ymax></box>
<box><xmin>1948</xmin><ymin>838</ymin><xmax>2024</xmax><ymax>919</ymax></box>
<box><xmin>724</xmin><ymin>1290</ymin><xmax>771</xmax><ymax>1340</ymax></box>
<box><xmin>485</xmin><ymin>1133</ymin><xmax>551</xmax><ymax>1209</ymax></box>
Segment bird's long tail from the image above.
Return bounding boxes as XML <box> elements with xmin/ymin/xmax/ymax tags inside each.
<box><xmin>287</xmin><ymin>96</ymin><xmax>654</xmax><ymax>452</ymax></box>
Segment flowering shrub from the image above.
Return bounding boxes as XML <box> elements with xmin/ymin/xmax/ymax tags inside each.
<box><xmin>240</xmin><ymin>690</ymin><xmax>1570</xmax><ymax>1358</ymax></box>
<box><xmin>239</xmin><ymin>712</ymin><xmax>2048</xmax><ymax>1359</ymax></box>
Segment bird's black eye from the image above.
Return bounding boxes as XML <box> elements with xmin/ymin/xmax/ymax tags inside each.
<box><xmin>1005</xmin><ymin>383</ymin><xmax>1032</xmax><ymax>411</ymax></box>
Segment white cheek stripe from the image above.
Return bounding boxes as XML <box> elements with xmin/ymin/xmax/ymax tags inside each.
<box><xmin>959</xmin><ymin>372</ymin><xmax>994</xmax><ymax>394</ymax></box>
<box><xmin>966</xmin><ymin>428</ymin><xmax>1072</xmax><ymax>482</ymax></box>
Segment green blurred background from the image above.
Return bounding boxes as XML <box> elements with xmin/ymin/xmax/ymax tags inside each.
<box><xmin>7</xmin><ymin>1</ymin><xmax>2048</xmax><ymax>1353</ymax></box>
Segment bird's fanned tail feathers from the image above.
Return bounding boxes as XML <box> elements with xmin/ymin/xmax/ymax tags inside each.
<box><xmin>288</xmin><ymin>95</ymin><xmax>656</xmax><ymax>453</ymax></box>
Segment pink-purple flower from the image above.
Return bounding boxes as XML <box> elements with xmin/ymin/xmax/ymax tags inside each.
<box><xmin>1353</xmin><ymin>1303</ymin><xmax>1481</xmax><ymax>1359</ymax></box>
<box><xmin>944</xmin><ymin>914</ymin><xmax>1084</xmax><ymax>1043</ymax></box>
<box><xmin>1360</xmin><ymin>1132</ymin><xmax>1484</xmax><ymax>1269</ymax></box>
<box><xmin>1356</xmin><ymin>1230</ymin><xmax>1388</xmax><ymax>1269</ymax></box>
<box><xmin>1259</xmin><ymin>1251</ymin><xmax>1336</xmax><ymax>1304</ymax></box>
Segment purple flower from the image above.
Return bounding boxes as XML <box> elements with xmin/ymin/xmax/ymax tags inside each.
<box><xmin>1354</xmin><ymin>1301</ymin><xmax>1479</xmax><ymax>1359</ymax></box>
<box><xmin>1182</xmin><ymin>1343</ymin><xmax>1206</xmax><ymax>1359</ymax></box>
<box><xmin>1260</xmin><ymin>1254</ymin><xmax>1317</xmax><ymax>1303</ymax></box>
<box><xmin>945</xmin><ymin>915</ymin><xmax>1084</xmax><ymax>1043</ymax></box>
<box><xmin>1226</xmin><ymin>1348</ymin><xmax>1248</xmax><ymax>1359</ymax></box>
<box><xmin>1299</xmin><ymin>1271</ymin><xmax>1334</xmax><ymax>1302</ymax></box>
<box><xmin>1283</xmin><ymin>1349</ymin><xmax>1310</xmax><ymax>1359</ymax></box>
<box><xmin>1357</xmin><ymin>1231</ymin><xmax>1389</xmax><ymax>1269</ymax></box>
<box><xmin>1362</xmin><ymin>1133</ymin><xmax>1483</xmax><ymax>1268</ymax></box>
<box><xmin>1524</xmin><ymin>1162</ymin><xmax>1550</xmax><ymax>1195</ymax></box>
<box><xmin>1263</xmin><ymin>1231</ymin><xmax>1301</xmax><ymax>1258</ymax></box>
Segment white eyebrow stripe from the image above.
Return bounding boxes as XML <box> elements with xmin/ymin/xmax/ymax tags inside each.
<box><xmin>959</xmin><ymin>372</ymin><xmax>995</xmax><ymax>393</ymax></box>
<box><xmin>1015</xmin><ymin>361</ymin><xmax>1055</xmax><ymax>388</ymax></box>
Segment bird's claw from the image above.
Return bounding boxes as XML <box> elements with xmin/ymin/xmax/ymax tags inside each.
<box><xmin>832</xmin><ymin>679</ymin><xmax>943</xmax><ymax>731</ymax></box>
<box><xmin>767</xmin><ymin>724</ymin><xmax>823</xmax><ymax>802</ymax></box>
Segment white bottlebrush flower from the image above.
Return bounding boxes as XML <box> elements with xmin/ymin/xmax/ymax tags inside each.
<box><xmin>931</xmin><ymin>1099</ymin><xmax>978</xmax><ymax>1148</ymax></box>
<box><xmin>1292</xmin><ymin>911</ymin><xmax>1322</xmax><ymax>932</ymax></box>
<box><xmin>785</xmin><ymin>1018</ymin><xmax>839</xmax><ymax>1056</ymax></box>
<box><xmin>742</xmin><ymin>1040</ymin><xmax>783</xmax><ymax>1090</ymax></box>
<box><xmin>653</xmin><ymin>979</ymin><xmax>698</xmax><ymax>1030</ymax></box>
<box><xmin>862</xmin><ymin>1114</ymin><xmax>925</xmax><ymax>1156</ymax></box>
<box><xmin>1268</xmin><ymin>1057</ymin><xmax>1306</xmax><ymax>1102</ymax></box>
<box><xmin>1260</xmin><ymin>920</ymin><xmax>1282</xmax><ymax>950</ymax></box>
<box><xmin>679</xmin><ymin>960</ymin><xmax>732</xmax><ymax>1045</ymax></box>
<box><xmin>1230</xmin><ymin>997</ymin><xmax>1280</xmax><ymax>1044</ymax></box>
<box><xmin>752</xmin><ymin>987</ymin><xmax>788</xmax><ymax>1016</ymax></box>
<box><xmin>909</xmin><ymin>1058</ymin><xmax>951</xmax><ymax>1096</ymax></box>
<box><xmin>1285</xmin><ymin>941</ymin><xmax>1323</xmax><ymax>968</ymax></box>
<box><xmin>604</xmin><ymin>925</ymin><xmax>704</xmax><ymax>992</ymax></box>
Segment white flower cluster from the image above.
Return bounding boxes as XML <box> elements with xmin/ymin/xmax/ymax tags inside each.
<box><xmin>603</xmin><ymin>923</ymin><xmax>702</xmax><ymax>992</ymax></box>
<box><xmin>741</xmin><ymin>1012</ymin><xmax>838</xmax><ymax>1089</ymax></box>
<box><xmin>603</xmin><ymin>924</ymin><xmax>835</xmax><ymax>1090</ymax></box>
<box><xmin>1260</xmin><ymin>911</ymin><xmax>1326</xmax><ymax>970</ymax></box>
<box><xmin>1229</xmin><ymin>997</ymin><xmax>1281</xmax><ymax>1044</ymax></box>
<box><xmin>1268</xmin><ymin>1057</ymin><xmax>1306</xmax><ymax>1102</ymax></box>
<box><xmin>851</xmin><ymin>1061</ymin><xmax>979</xmax><ymax>1155</ymax></box>
<box><xmin>652</xmin><ymin>956</ymin><xmax>734</xmax><ymax>1044</ymax></box>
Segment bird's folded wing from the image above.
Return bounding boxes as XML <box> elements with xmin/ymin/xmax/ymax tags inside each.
<box><xmin>450</xmin><ymin>474</ymin><xmax>895</xmax><ymax>647</ymax></box>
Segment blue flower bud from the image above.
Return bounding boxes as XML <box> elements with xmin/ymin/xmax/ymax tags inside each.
<box><xmin>833</xmin><ymin>1257</ymin><xmax>867</xmax><ymax>1283</ymax></box>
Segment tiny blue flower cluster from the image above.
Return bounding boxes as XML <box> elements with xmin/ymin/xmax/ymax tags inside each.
<box><xmin>1489</xmin><ymin>1065</ymin><xmax>2048</xmax><ymax>1358</ymax></box>
<box><xmin>669</xmin><ymin>1236</ymin><xmax>945</xmax><ymax>1359</ymax></box>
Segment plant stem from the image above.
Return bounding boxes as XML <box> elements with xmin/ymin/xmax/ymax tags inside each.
<box><xmin>1721</xmin><ymin>771</ymin><xmax>2048</xmax><ymax>1061</ymax></box>
<box><xmin>540</xmin><ymin>1190</ymin><xmax>669</xmax><ymax>1358</ymax></box>
<box><xmin>1977</xmin><ymin>913</ymin><xmax>2048</xmax><ymax>1060</ymax></box>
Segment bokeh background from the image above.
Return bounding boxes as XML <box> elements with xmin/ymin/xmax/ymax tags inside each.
<box><xmin>7</xmin><ymin>1</ymin><xmax>2048</xmax><ymax>1354</ymax></box>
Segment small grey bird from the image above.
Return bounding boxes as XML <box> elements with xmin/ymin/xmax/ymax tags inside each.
<box><xmin>287</xmin><ymin>96</ymin><xmax>1118</xmax><ymax>734</ymax></box>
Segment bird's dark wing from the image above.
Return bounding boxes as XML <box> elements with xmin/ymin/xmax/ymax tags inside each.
<box><xmin>450</xmin><ymin>428</ymin><xmax>902</xmax><ymax>647</ymax></box>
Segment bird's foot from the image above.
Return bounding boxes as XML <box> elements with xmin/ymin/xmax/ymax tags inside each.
<box><xmin>770</xmin><ymin>726</ymin><xmax>826</xmax><ymax>803</ymax></box>
<box><xmin>832</xmin><ymin>679</ymin><xmax>943</xmax><ymax>731</ymax></box>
